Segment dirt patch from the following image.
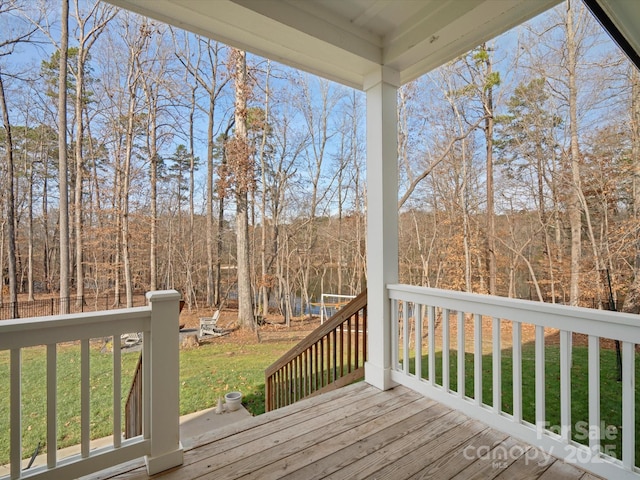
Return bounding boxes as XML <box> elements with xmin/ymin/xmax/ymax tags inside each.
<box><xmin>405</xmin><ymin>312</ymin><xmax>622</xmax><ymax>354</ymax></box>
<box><xmin>544</xmin><ymin>330</ymin><xmax>621</xmax><ymax>350</ymax></box>
<box><xmin>177</xmin><ymin>307</ymin><xmax>318</xmax><ymax>346</ymax></box>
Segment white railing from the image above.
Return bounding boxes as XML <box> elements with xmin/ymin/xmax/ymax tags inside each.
<box><xmin>388</xmin><ymin>284</ymin><xmax>639</xmax><ymax>480</ymax></box>
<box><xmin>0</xmin><ymin>290</ymin><xmax>183</xmax><ymax>480</ymax></box>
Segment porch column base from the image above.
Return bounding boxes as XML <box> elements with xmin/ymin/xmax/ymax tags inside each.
<box><xmin>145</xmin><ymin>442</ymin><xmax>184</xmax><ymax>475</ymax></box>
<box><xmin>364</xmin><ymin>362</ymin><xmax>397</xmax><ymax>391</ymax></box>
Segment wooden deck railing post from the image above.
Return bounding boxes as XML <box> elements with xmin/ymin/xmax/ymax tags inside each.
<box><xmin>145</xmin><ymin>290</ymin><xmax>184</xmax><ymax>475</ymax></box>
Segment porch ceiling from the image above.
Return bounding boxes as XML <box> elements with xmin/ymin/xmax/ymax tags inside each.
<box><xmin>584</xmin><ymin>0</ymin><xmax>640</xmax><ymax>70</ymax></box>
<box><xmin>105</xmin><ymin>0</ymin><xmax>564</xmax><ymax>89</ymax></box>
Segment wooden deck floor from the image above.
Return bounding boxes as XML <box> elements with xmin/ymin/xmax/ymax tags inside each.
<box><xmin>87</xmin><ymin>382</ymin><xmax>602</xmax><ymax>480</ymax></box>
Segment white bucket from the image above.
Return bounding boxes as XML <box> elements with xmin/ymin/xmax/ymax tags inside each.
<box><xmin>224</xmin><ymin>391</ymin><xmax>242</xmax><ymax>411</ymax></box>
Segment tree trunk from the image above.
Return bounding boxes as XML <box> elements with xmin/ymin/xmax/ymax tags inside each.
<box><xmin>483</xmin><ymin>45</ymin><xmax>497</xmax><ymax>295</ymax></box>
<box><xmin>59</xmin><ymin>0</ymin><xmax>70</xmax><ymax>313</ymax></box>
<box><xmin>74</xmin><ymin>44</ymin><xmax>85</xmax><ymax>307</ymax></box>
<box><xmin>113</xmin><ymin>141</ymin><xmax>122</xmax><ymax>307</ymax></box>
<box><xmin>259</xmin><ymin>61</ymin><xmax>271</xmax><ymax>318</ymax></box>
<box><xmin>139</xmin><ymin>65</ymin><xmax>159</xmax><ymax>292</ymax></box>
<box><xmin>206</xmin><ymin>94</ymin><xmax>216</xmax><ymax>305</ymax></box>
<box><xmin>42</xmin><ymin>135</ymin><xmax>51</xmax><ymax>293</ymax></box>
<box><xmin>237</xmin><ymin>190</ymin><xmax>253</xmax><ymax>327</ymax></box>
<box><xmin>0</xmin><ymin>71</ymin><xmax>18</xmax><ymax>309</ymax></box>
<box><xmin>27</xmin><ymin>148</ymin><xmax>34</xmax><ymax>301</ymax></box>
<box><xmin>232</xmin><ymin>49</ymin><xmax>254</xmax><ymax>329</ymax></box>
<box><xmin>121</xmin><ymin>22</ymin><xmax>144</xmax><ymax>308</ymax></box>
<box><xmin>566</xmin><ymin>0</ymin><xmax>582</xmax><ymax>306</ymax></box>
<box><xmin>216</xmin><ymin>194</ymin><xmax>224</xmax><ymax>306</ymax></box>
<box><xmin>187</xmin><ymin>84</ymin><xmax>197</xmax><ymax>306</ymax></box>
<box><xmin>149</xmin><ymin>105</ymin><xmax>158</xmax><ymax>292</ymax></box>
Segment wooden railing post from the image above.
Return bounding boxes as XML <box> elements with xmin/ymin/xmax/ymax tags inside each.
<box><xmin>145</xmin><ymin>290</ymin><xmax>184</xmax><ymax>475</ymax></box>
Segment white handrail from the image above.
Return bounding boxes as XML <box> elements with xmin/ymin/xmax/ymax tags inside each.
<box><xmin>387</xmin><ymin>284</ymin><xmax>640</xmax><ymax>480</ymax></box>
<box><xmin>0</xmin><ymin>290</ymin><xmax>183</xmax><ymax>480</ymax></box>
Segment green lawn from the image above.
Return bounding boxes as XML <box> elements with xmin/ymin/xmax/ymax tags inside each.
<box><xmin>402</xmin><ymin>344</ymin><xmax>640</xmax><ymax>465</ymax></box>
<box><xmin>177</xmin><ymin>340</ymin><xmax>298</xmax><ymax>416</ymax></box>
<box><xmin>0</xmin><ymin>338</ymin><xmax>298</xmax><ymax>465</ymax></box>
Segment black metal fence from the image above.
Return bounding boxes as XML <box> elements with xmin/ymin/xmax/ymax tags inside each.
<box><xmin>0</xmin><ymin>293</ymin><xmax>148</xmax><ymax>320</ymax></box>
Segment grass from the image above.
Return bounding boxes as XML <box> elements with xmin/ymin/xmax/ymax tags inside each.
<box><xmin>0</xmin><ymin>337</ymin><xmax>298</xmax><ymax>465</ymax></box>
<box><xmin>178</xmin><ymin>339</ymin><xmax>298</xmax><ymax>416</ymax></box>
<box><xmin>0</xmin><ymin>343</ymin><xmax>140</xmax><ymax>465</ymax></box>
<box><xmin>401</xmin><ymin>343</ymin><xmax>640</xmax><ymax>465</ymax></box>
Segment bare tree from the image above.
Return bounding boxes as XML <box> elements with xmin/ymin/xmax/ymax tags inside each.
<box><xmin>116</xmin><ymin>15</ymin><xmax>150</xmax><ymax>307</ymax></box>
<box><xmin>347</xmin><ymin>91</ymin><xmax>366</xmax><ymax>293</ymax></box>
<box><xmin>565</xmin><ymin>0</ymin><xmax>583</xmax><ymax>306</ymax></box>
<box><xmin>139</xmin><ymin>45</ymin><xmax>161</xmax><ymax>292</ymax></box>
<box><xmin>267</xmin><ymin>93</ymin><xmax>306</xmax><ymax>322</ymax></box>
<box><xmin>0</xmin><ymin>72</ymin><xmax>17</xmax><ymax>309</ymax></box>
<box><xmin>58</xmin><ymin>0</ymin><xmax>70</xmax><ymax>312</ymax></box>
<box><xmin>71</xmin><ymin>0</ymin><xmax>116</xmax><ymax>306</ymax></box>
<box><xmin>258</xmin><ymin>60</ymin><xmax>272</xmax><ymax>319</ymax></box>
<box><xmin>295</xmin><ymin>75</ymin><xmax>345</xmax><ymax>312</ymax></box>
<box><xmin>622</xmin><ymin>67</ymin><xmax>640</xmax><ymax>314</ymax></box>
<box><xmin>633</xmin><ymin>68</ymin><xmax>640</xmax><ymax>273</ymax></box>
<box><xmin>229</xmin><ymin>48</ymin><xmax>254</xmax><ymax>329</ymax></box>
<box><xmin>476</xmin><ymin>44</ymin><xmax>498</xmax><ymax>295</ymax></box>
<box><xmin>137</xmin><ymin>23</ymin><xmax>178</xmax><ymax>294</ymax></box>
<box><xmin>0</xmin><ymin>0</ymin><xmax>37</xmax><ymax>311</ymax></box>
<box><xmin>497</xmin><ymin>76</ymin><xmax>563</xmax><ymax>301</ymax></box>
<box><xmin>174</xmin><ymin>34</ymin><xmax>229</xmax><ymax>306</ymax></box>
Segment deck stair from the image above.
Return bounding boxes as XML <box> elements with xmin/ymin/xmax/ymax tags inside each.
<box><xmin>265</xmin><ymin>290</ymin><xmax>367</xmax><ymax>411</ymax></box>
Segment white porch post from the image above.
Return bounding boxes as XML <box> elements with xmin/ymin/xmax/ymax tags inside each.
<box><xmin>145</xmin><ymin>290</ymin><xmax>184</xmax><ymax>474</ymax></box>
<box><xmin>364</xmin><ymin>66</ymin><xmax>399</xmax><ymax>391</ymax></box>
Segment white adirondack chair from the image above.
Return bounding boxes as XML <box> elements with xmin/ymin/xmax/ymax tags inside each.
<box><xmin>199</xmin><ymin>309</ymin><xmax>224</xmax><ymax>338</ymax></box>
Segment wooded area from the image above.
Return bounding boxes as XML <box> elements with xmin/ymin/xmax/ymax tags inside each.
<box><xmin>0</xmin><ymin>0</ymin><xmax>639</xmax><ymax>321</ymax></box>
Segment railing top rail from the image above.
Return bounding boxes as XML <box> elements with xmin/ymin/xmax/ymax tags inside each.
<box><xmin>0</xmin><ymin>307</ymin><xmax>152</xmax><ymax>350</ymax></box>
<box><xmin>0</xmin><ymin>306</ymin><xmax>150</xmax><ymax>330</ymax></box>
<box><xmin>265</xmin><ymin>289</ymin><xmax>367</xmax><ymax>377</ymax></box>
<box><xmin>388</xmin><ymin>284</ymin><xmax>640</xmax><ymax>342</ymax></box>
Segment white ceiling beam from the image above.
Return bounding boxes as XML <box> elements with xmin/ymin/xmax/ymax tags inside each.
<box><xmin>352</xmin><ymin>0</ymin><xmax>389</xmax><ymax>27</ymax></box>
<box><xmin>587</xmin><ymin>0</ymin><xmax>640</xmax><ymax>69</ymax></box>
<box><xmin>106</xmin><ymin>0</ymin><xmax>379</xmax><ymax>89</ymax></box>
<box><xmin>387</xmin><ymin>0</ymin><xmax>563</xmax><ymax>85</ymax></box>
<box><xmin>233</xmin><ymin>0</ymin><xmax>382</xmax><ymax>61</ymax></box>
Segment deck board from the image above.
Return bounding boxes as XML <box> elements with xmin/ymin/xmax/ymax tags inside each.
<box><xmin>84</xmin><ymin>383</ymin><xmax>603</xmax><ymax>480</ymax></box>
<box><xmin>257</xmin><ymin>398</ymin><xmax>442</xmax><ymax>480</ymax></box>
<box><xmin>537</xmin><ymin>460</ymin><xmax>588</xmax><ymax>480</ymax></box>
<box><xmin>409</xmin><ymin>426</ymin><xmax>507</xmax><ymax>479</ymax></box>
<box><xmin>283</xmin><ymin>401</ymin><xmax>452</xmax><ymax>480</ymax></box>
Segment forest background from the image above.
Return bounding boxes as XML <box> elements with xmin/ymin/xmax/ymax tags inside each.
<box><xmin>1</xmin><ymin>0</ymin><xmax>639</xmax><ymax>324</ymax></box>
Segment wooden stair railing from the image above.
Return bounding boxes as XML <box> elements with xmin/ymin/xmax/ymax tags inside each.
<box><xmin>265</xmin><ymin>290</ymin><xmax>367</xmax><ymax>411</ymax></box>
<box><xmin>125</xmin><ymin>353</ymin><xmax>143</xmax><ymax>438</ymax></box>
<box><xmin>124</xmin><ymin>300</ymin><xmax>184</xmax><ymax>439</ymax></box>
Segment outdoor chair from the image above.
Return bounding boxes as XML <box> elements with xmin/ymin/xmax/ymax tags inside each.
<box><xmin>121</xmin><ymin>332</ymin><xmax>142</xmax><ymax>346</ymax></box>
<box><xmin>199</xmin><ymin>310</ymin><xmax>225</xmax><ymax>338</ymax></box>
